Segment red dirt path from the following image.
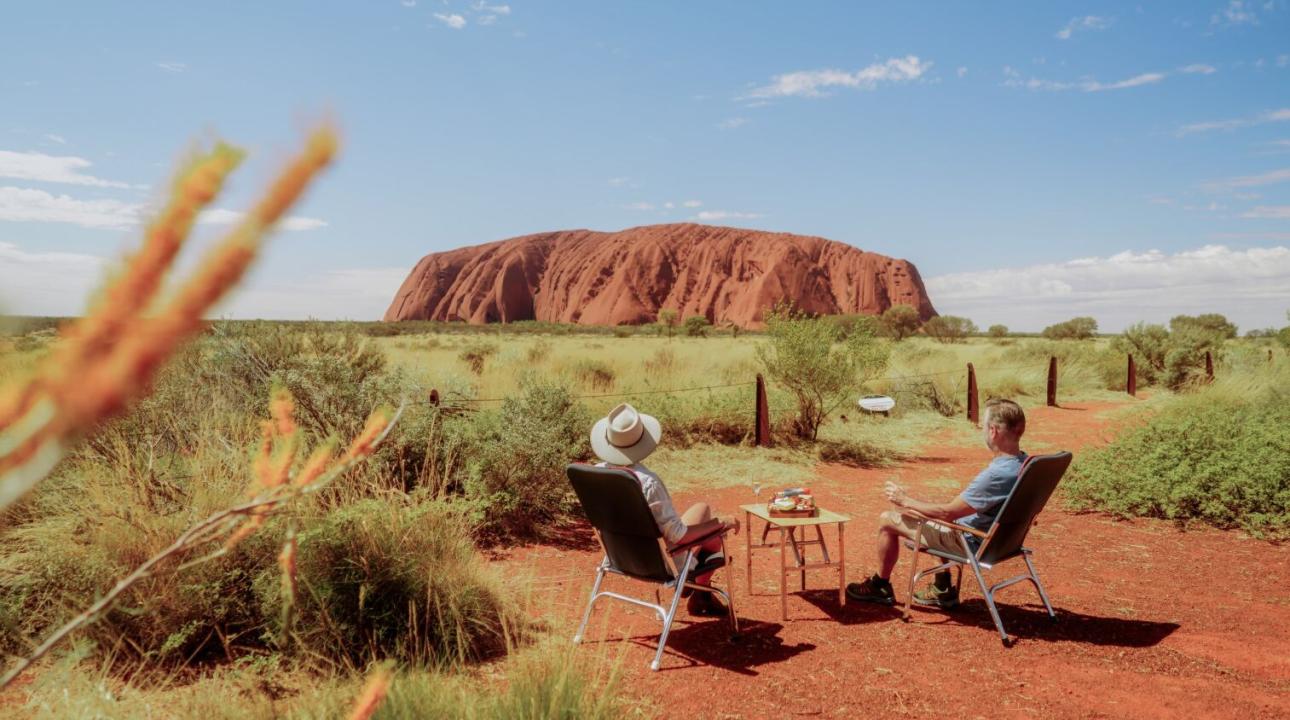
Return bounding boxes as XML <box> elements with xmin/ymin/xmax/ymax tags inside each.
<box><xmin>501</xmin><ymin>401</ymin><xmax>1290</xmax><ymax>719</ymax></box>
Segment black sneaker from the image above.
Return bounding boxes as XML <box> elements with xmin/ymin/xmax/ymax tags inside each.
<box><xmin>911</xmin><ymin>584</ymin><xmax>960</xmax><ymax>609</ymax></box>
<box><xmin>687</xmin><ymin>591</ymin><xmax>729</xmax><ymax>617</ymax></box>
<box><xmin>845</xmin><ymin>575</ymin><xmax>895</xmax><ymax>605</ymax></box>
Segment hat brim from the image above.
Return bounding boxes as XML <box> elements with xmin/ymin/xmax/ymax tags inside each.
<box><xmin>590</xmin><ymin>413</ymin><xmax>661</xmax><ymax>465</ymax></box>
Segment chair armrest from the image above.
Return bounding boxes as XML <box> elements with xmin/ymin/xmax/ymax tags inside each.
<box><xmin>901</xmin><ymin>509</ymin><xmax>988</xmax><ymax>538</ymax></box>
<box><xmin>666</xmin><ymin>524</ymin><xmax>731</xmax><ymax>554</ymax></box>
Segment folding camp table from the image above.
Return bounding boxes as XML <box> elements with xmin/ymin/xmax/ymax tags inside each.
<box><xmin>741</xmin><ymin>504</ymin><xmax>850</xmax><ymax>620</ymax></box>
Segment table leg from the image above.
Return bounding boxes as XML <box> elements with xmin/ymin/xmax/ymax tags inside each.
<box><xmin>744</xmin><ymin>510</ymin><xmax>752</xmax><ymax>597</ymax></box>
<box><xmin>838</xmin><ymin>522</ymin><xmax>846</xmax><ymax>606</ymax></box>
<box><xmin>779</xmin><ymin>526</ymin><xmax>788</xmax><ymax>621</ymax></box>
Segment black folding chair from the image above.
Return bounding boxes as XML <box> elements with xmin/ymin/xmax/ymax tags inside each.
<box><xmin>566</xmin><ymin>464</ymin><xmax>739</xmax><ymax>671</ymax></box>
<box><xmin>901</xmin><ymin>451</ymin><xmax>1073</xmax><ymax>645</ymax></box>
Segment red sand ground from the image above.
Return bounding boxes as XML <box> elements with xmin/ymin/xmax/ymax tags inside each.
<box><xmin>502</xmin><ymin>401</ymin><xmax>1290</xmax><ymax>719</ymax></box>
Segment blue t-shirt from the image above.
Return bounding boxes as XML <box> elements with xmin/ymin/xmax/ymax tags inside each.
<box><xmin>958</xmin><ymin>453</ymin><xmax>1027</xmax><ymax>532</ymax></box>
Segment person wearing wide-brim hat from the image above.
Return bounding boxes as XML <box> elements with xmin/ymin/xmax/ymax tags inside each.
<box><xmin>591</xmin><ymin>403</ymin><xmax>740</xmax><ymax>617</ymax></box>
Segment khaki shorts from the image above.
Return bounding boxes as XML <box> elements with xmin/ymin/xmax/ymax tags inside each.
<box><xmin>885</xmin><ymin>510</ymin><xmax>969</xmax><ymax>555</ymax></box>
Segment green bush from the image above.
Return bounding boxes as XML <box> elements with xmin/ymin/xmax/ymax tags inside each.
<box><xmin>459</xmin><ymin>342</ymin><xmax>499</xmax><ymax>375</ymax></box>
<box><xmin>570</xmin><ymin>359</ymin><xmax>616</xmax><ymax>390</ymax></box>
<box><xmin>1064</xmin><ymin>382</ymin><xmax>1290</xmax><ymax>537</ymax></box>
<box><xmin>261</xmin><ymin>498</ymin><xmax>517</xmax><ymax>667</ymax></box>
<box><xmin>1042</xmin><ymin>316</ymin><xmax>1098</xmax><ymax>340</ymax></box>
<box><xmin>988</xmin><ymin>324</ymin><xmax>1008</xmax><ymax>339</ymax></box>
<box><xmin>451</xmin><ymin>381</ymin><xmax>592</xmax><ymax>539</ymax></box>
<box><xmin>683</xmin><ymin>315</ymin><xmax>710</xmax><ymax>337</ymax></box>
<box><xmin>758</xmin><ymin>304</ymin><xmax>889</xmax><ymax>440</ymax></box>
<box><xmin>922</xmin><ymin>315</ymin><xmax>977</xmax><ymax>343</ymax></box>
<box><xmin>880</xmin><ymin>305</ymin><xmax>921</xmax><ymax>341</ymax></box>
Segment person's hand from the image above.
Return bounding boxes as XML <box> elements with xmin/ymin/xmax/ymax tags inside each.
<box><xmin>722</xmin><ymin>515</ymin><xmax>741</xmax><ymax>536</ymax></box>
<box><xmin>884</xmin><ymin>481</ymin><xmax>910</xmax><ymax>508</ymax></box>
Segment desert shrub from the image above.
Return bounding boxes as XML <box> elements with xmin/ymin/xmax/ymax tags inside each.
<box><xmin>815</xmin><ymin>438</ymin><xmax>902</xmax><ymax>467</ymax></box>
<box><xmin>525</xmin><ymin>339</ymin><xmax>552</xmax><ymax>363</ymax></box>
<box><xmin>1042</xmin><ymin>316</ymin><xmax>1098</xmax><ymax>340</ymax></box>
<box><xmin>827</xmin><ymin>314</ymin><xmax>882</xmax><ymax>340</ymax></box>
<box><xmin>646</xmin><ymin>389</ymin><xmax>754</xmax><ymax>446</ymax></box>
<box><xmin>450</xmin><ymin>381</ymin><xmax>591</xmax><ymax>539</ymax></box>
<box><xmin>13</xmin><ymin>329</ymin><xmax>56</xmax><ymax>353</ymax></box>
<box><xmin>1170</xmin><ymin>313</ymin><xmax>1238</xmax><ymax>340</ymax></box>
<box><xmin>570</xmin><ymin>359</ymin><xmax>616</xmax><ymax>390</ymax></box>
<box><xmin>203</xmin><ymin>323</ymin><xmax>404</xmax><ymax>442</ymax></box>
<box><xmin>1064</xmin><ymin>380</ymin><xmax>1290</xmax><ymax>537</ymax></box>
<box><xmin>656</xmin><ymin>309</ymin><xmax>679</xmax><ymax>337</ymax></box>
<box><xmin>683</xmin><ymin>315</ymin><xmax>710</xmax><ymax>337</ymax></box>
<box><xmin>922</xmin><ymin>315</ymin><xmax>977</xmax><ymax>343</ymax></box>
<box><xmin>1114</xmin><ymin>321</ymin><xmax>1225</xmax><ymax>391</ymax></box>
<box><xmin>643</xmin><ymin>346</ymin><xmax>676</xmax><ymax>375</ymax></box>
<box><xmin>459</xmin><ymin>342</ymin><xmax>498</xmax><ymax>375</ymax></box>
<box><xmin>988</xmin><ymin>324</ymin><xmax>1008</xmax><ymax>339</ymax></box>
<box><xmin>758</xmin><ymin>304</ymin><xmax>889</xmax><ymax>440</ymax></box>
<box><xmin>611</xmin><ymin>325</ymin><xmax>634</xmax><ymax>338</ymax></box>
<box><xmin>880</xmin><ymin>305</ymin><xmax>921</xmax><ymax>341</ymax></box>
<box><xmin>259</xmin><ymin>498</ymin><xmax>518</xmax><ymax>667</ymax></box>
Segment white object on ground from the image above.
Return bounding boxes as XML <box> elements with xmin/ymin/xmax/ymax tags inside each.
<box><xmin>858</xmin><ymin>395</ymin><xmax>896</xmax><ymax>413</ymax></box>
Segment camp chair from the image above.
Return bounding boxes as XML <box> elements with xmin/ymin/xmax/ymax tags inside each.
<box><xmin>900</xmin><ymin>451</ymin><xmax>1072</xmax><ymax>646</ymax></box>
<box><xmin>566</xmin><ymin>464</ymin><xmax>739</xmax><ymax>671</ymax></box>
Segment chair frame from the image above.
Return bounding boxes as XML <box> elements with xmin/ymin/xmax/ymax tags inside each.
<box><xmin>573</xmin><ymin>524</ymin><xmax>739</xmax><ymax>671</ymax></box>
<box><xmin>900</xmin><ymin>453</ymin><xmax>1069</xmax><ymax>646</ymax></box>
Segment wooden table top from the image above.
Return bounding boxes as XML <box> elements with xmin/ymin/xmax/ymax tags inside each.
<box><xmin>740</xmin><ymin>503</ymin><xmax>851</xmax><ymax>526</ymax></box>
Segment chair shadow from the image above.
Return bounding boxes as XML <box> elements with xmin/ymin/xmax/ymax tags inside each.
<box><xmin>913</xmin><ymin>600</ymin><xmax>1180</xmax><ymax>647</ymax></box>
<box><xmin>619</xmin><ymin>618</ymin><xmax>816</xmax><ymax>675</ymax></box>
<box><xmin>797</xmin><ymin>589</ymin><xmax>903</xmax><ymax>625</ymax></box>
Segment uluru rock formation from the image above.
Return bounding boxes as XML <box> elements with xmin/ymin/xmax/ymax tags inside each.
<box><xmin>383</xmin><ymin>223</ymin><xmax>936</xmax><ymax>327</ymax></box>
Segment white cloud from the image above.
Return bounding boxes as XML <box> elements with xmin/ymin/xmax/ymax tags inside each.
<box><xmin>197</xmin><ymin>208</ymin><xmax>329</xmax><ymax>232</ymax></box>
<box><xmin>744</xmin><ymin>56</ymin><xmax>931</xmax><ymax>99</ymax></box>
<box><xmin>0</xmin><ymin>241</ymin><xmax>107</xmax><ymax>316</ymax></box>
<box><xmin>682</xmin><ymin>200</ymin><xmax>702</xmax><ymax>208</ymax></box>
<box><xmin>1179</xmin><ymin>63</ymin><xmax>1217</xmax><ymax>74</ymax></box>
<box><xmin>1242</xmin><ymin>205</ymin><xmax>1290</xmax><ymax>219</ymax></box>
<box><xmin>43</xmin><ymin>134</ymin><xmax>67</xmax><ymax>145</ymax></box>
<box><xmin>0</xmin><ymin>150</ymin><xmax>134</xmax><ymax>188</ymax></box>
<box><xmin>1203</xmin><ymin>167</ymin><xmax>1290</xmax><ymax>191</ymax></box>
<box><xmin>1212</xmin><ymin>0</ymin><xmax>1257</xmax><ymax>26</ymax></box>
<box><xmin>0</xmin><ymin>186</ymin><xmax>142</xmax><ymax>228</ymax></box>
<box><xmin>1177</xmin><ymin>108</ymin><xmax>1290</xmax><ymax>136</ymax></box>
<box><xmin>1004</xmin><ymin>70</ymin><xmax>1166</xmax><ymax>92</ymax></box>
<box><xmin>925</xmin><ymin>244</ymin><xmax>1290</xmax><ymax>331</ymax></box>
<box><xmin>695</xmin><ymin>210</ymin><xmax>763</xmax><ymax>222</ymax></box>
<box><xmin>956</xmin><ymin>66</ymin><xmax>968</xmax><ymax>78</ymax></box>
<box><xmin>472</xmin><ymin>2</ymin><xmax>510</xmax><ymax>14</ymax></box>
<box><xmin>156</xmin><ymin>61</ymin><xmax>187</xmax><ymax>73</ymax></box>
<box><xmin>0</xmin><ymin>239</ymin><xmax>402</xmax><ymax>320</ymax></box>
<box><xmin>624</xmin><ymin>202</ymin><xmax>655</xmax><ymax>211</ymax></box>
<box><xmin>433</xmin><ymin>13</ymin><xmax>466</xmax><ymax>29</ymax></box>
<box><xmin>1055</xmin><ymin>15</ymin><xmax>1110</xmax><ymax>40</ymax></box>
<box><xmin>401</xmin><ymin>1</ymin><xmax>416</xmax><ymax>7</ymax></box>
<box><xmin>0</xmin><ymin>186</ymin><xmax>326</xmax><ymax>231</ymax></box>
<box><xmin>717</xmin><ymin>117</ymin><xmax>747</xmax><ymax>130</ymax></box>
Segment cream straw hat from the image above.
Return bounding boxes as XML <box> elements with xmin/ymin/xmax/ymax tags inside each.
<box><xmin>590</xmin><ymin>403</ymin><xmax>661</xmax><ymax>465</ymax></box>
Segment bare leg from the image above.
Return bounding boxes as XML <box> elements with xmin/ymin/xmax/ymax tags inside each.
<box><xmin>875</xmin><ymin>510</ymin><xmax>917</xmax><ymax>580</ymax></box>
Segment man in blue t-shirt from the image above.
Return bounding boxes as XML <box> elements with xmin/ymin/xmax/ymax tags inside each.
<box><xmin>846</xmin><ymin>398</ymin><xmax>1028</xmax><ymax>609</ymax></box>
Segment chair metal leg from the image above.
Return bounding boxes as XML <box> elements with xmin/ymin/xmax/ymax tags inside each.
<box><xmin>573</xmin><ymin>560</ymin><xmax>608</xmax><ymax>644</ymax></box>
<box><xmin>652</xmin><ymin>550</ymin><xmax>694</xmax><ymax>671</ymax></box>
<box><xmin>1023</xmin><ymin>553</ymin><xmax>1056</xmax><ymax>619</ymax></box>
<box><xmin>967</xmin><ymin>558</ymin><xmax>1009</xmax><ymax>644</ymax></box>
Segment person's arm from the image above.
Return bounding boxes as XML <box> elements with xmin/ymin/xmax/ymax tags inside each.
<box><xmin>884</xmin><ymin>481</ymin><xmax>978</xmax><ymax>522</ymax></box>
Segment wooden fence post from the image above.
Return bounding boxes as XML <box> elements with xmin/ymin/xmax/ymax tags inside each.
<box><xmin>1270</xmin><ymin>348</ymin><xmax>1275</xmax><ymax>365</ymax></box>
<box><xmin>1127</xmin><ymin>354</ymin><xmax>1136</xmax><ymax>397</ymax></box>
<box><xmin>1046</xmin><ymin>356</ymin><xmax>1058</xmax><ymax>407</ymax></box>
<box><xmin>966</xmin><ymin>363</ymin><xmax>979</xmax><ymax>426</ymax></box>
<box><xmin>428</xmin><ymin>388</ymin><xmax>440</xmax><ymax>406</ymax></box>
<box><xmin>755</xmin><ymin>374</ymin><xmax>771</xmax><ymax>447</ymax></box>
<box><xmin>1205</xmin><ymin>350</ymin><xmax>1214</xmax><ymax>381</ymax></box>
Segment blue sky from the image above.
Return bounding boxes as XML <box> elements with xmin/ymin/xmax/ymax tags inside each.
<box><xmin>1</xmin><ymin>0</ymin><xmax>1288</xmax><ymax>331</ymax></box>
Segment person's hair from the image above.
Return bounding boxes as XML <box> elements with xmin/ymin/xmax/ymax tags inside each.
<box><xmin>984</xmin><ymin>398</ymin><xmax>1025</xmax><ymax>438</ymax></box>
